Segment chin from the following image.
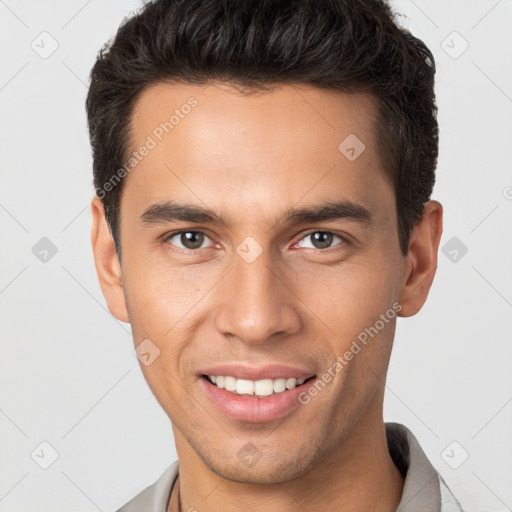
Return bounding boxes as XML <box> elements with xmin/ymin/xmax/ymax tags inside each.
<box><xmin>203</xmin><ymin>450</ymin><xmax>315</xmax><ymax>485</ymax></box>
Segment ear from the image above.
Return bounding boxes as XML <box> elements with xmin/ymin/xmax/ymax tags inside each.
<box><xmin>90</xmin><ymin>197</ymin><xmax>130</xmax><ymax>323</ymax></box>
<box><xmin>398</xmin><ymin>200</ymin><xmax>443</xmax><ymax>317</ymax></box>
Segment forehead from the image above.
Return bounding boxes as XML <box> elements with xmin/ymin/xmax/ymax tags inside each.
<box><xmin>130</xmin><ymin>81</ymin><xmax>380</xmax><ymax>155</ymax></box>
<box><xmin>123</xmin><ymin>82</ymin><xmax>393</xmax><ymax>226</ymax></box>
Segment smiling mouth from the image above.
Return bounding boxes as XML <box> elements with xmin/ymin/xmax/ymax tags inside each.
<box><xmin>201</xmin><ymin>374</ymin><xmax>317</xmax><ymax>398</ymax></box>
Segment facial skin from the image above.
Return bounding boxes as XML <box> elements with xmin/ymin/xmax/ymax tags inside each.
<box><xmin>91</xmin><ymin>83</ymin><xmax>443</xmax><ymax>512</ymax></box>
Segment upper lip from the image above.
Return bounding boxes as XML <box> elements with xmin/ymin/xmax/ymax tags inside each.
<box><xmin>198</xmin><ymin>363</ymin><xmax>316</xmax><ymax>381</ymax></box>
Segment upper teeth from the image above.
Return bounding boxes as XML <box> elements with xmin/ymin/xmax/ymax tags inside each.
<box><xmin>208</xmin><ymin>375</ymin><xmax>306</xmax><ymax>397</ymax></box>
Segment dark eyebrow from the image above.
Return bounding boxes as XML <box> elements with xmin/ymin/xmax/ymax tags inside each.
<box><xmin>139</xmin><ymin>199</ymin><xmax>373</xmax><ymax>227</ymax></box>
<box><xmin>140</xmin><ymin>201</ymin><xmax>227</xmax><ymax>226</ymax></box>
<box><xmin>283</xmin><ymin>200</ymin><xmax>373</xmax><ymax>226</ymax></box>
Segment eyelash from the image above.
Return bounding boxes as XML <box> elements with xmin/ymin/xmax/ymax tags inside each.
<box><xmin>162</xmin><ymin>230</ymin><xmax>348</xmax><ymax>254</ymax></box>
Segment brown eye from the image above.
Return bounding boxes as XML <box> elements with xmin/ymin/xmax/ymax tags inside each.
<box><xmin>166</xmin><ymin>231</ymin><xmax>211</xmax><ymax>250</ymax></box>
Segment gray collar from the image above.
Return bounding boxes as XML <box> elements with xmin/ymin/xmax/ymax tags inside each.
<box><xmin>386</xmin><ymin>422</ymin><xmax>441</xmax><ymax>511</ymax></box>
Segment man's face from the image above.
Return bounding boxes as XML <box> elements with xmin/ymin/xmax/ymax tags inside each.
<box><xmin>113</xmin><ymin>83</ymin><xmax>408</xmax><ymax>482</ymax></box>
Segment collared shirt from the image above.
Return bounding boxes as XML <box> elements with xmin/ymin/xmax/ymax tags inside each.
<box><xmin>116</xmin><ymin>422</ymin><xmax>465</xmax><ymax>512</ymax></box>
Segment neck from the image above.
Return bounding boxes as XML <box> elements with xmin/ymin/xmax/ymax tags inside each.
<box><xmin>169</xmin><ymin>403</ymin><xmax>404</xmax><ymax>512</ymax></box>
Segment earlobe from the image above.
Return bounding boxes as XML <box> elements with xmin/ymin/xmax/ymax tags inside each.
<box><xmin>398</xmin><ymin>200</ymin><xmax>443</xmax><ymax>317</ymax></box>
<box><xmin>90</xmin><ymin>197</ymin><xmax>130</xmax><ymax>323</ymax></box>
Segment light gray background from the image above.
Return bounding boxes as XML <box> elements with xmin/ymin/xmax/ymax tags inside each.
<box><xmin>0</xmin><ymin>1</ymin><xmax>511</xmax><ymax>510</ymax></box>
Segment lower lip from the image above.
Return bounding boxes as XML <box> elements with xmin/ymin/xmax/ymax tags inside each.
<box><xmin>199</xmin><ymin>376</ymin><xmax>315</xmax><ymax>423</ymax></box>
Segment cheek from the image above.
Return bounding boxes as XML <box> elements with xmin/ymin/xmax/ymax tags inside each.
<box><xmin>123</xmin><ymin>251</ymin><xmax>216</xmax><ymax>335</ymax></box>
<box><xmin>294</xmin><ymin>254</ymin><xmax>400</xmax><ymax>336</ymax></box>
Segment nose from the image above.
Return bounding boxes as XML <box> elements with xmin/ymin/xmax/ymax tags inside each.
<box><xmin>213</xmin><ymin>245</ymin><xmax>302</xmax><ymax>344</ymax></box>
